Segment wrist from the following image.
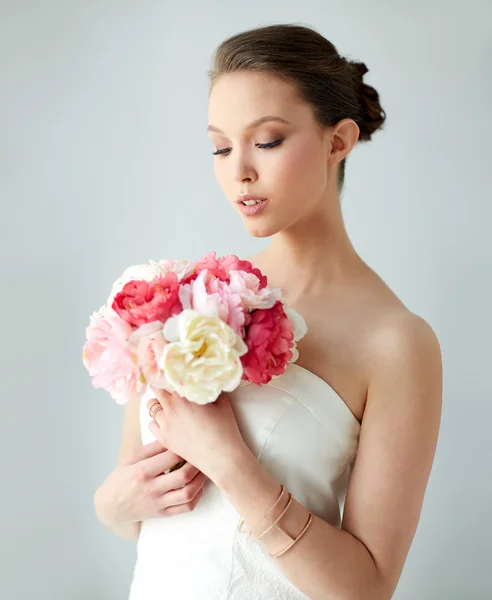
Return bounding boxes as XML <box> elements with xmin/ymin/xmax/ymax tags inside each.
<box><xmin>208</xmin><ymin>442</ymin><xmax>255</xmax><ymax>488</ymax></box>
<box><xmin>94</xmin><ymin>487</ymin><xmax>121</xmax><ymax>525</ymax></box>
<box><xmin>94</xmin><ymin>487</ymin><xmax>113</xmax><ymax>524</ymax></box>
<box><xmin>94</xmin><ymin>488</ymin><xmax>141</xmax><ymax>541</ymax></box>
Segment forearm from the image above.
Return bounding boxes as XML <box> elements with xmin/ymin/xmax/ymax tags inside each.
<box><xmin>210</xmin><ymin>446</ymin><xmax>382</xmax><ymax>600</ymax></box>
<box><xmin>94</xmin><ymin>488</ymin><xmax>141</xmax><ymax>542</ymax></box>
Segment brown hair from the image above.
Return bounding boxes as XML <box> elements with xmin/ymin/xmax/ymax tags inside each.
<box><xmin>208</xmin><ymin>23</ymin><xmax>386</xmax><ymax>191</ymax></box>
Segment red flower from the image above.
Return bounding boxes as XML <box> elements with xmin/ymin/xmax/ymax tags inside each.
<box><xmin>241</xmin><ymin>301</ymin><xmax>294</xmax><ymax>385</ymax></box>
<box><xmin>112</xmin><ymin>272</ymin><xmax>182</xmax><ymax>328</ymax></box>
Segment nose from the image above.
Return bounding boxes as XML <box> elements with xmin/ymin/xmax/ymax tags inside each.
<box><xmin>232</xmin><ymin>151</ymin><xmax>257</xmax><ymax>185</ymax></box>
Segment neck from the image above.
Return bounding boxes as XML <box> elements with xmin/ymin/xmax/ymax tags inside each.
<box><xmin>260</xmin><ymin>198</ymin><xmax>365</xmax><ymax>302</ymax></box>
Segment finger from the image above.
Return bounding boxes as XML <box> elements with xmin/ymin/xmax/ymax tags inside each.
<box><xmin>147</xmin><ymin>397</ymin><xmax>164</xmax><ymax>417</ymax></box>
<box><xmin>159</xmin><ymin>485</ymin><xmax>205</xmax><ymax>517</ymax></box>
<box><xmin>142</xmin><ymin>449</ymin><xmax>185</xmax><ymax>478</ymax></box>
<box><xmin>148</xmin><ymin>420</ymin><xmax>161</xmax><ymax>440</ymax></box>
<box><xmin>154</xmin><ymin>461</ymin><xmax>200</xmax><ymax>491</ymax></box>
<box><xmin>122</xmin><ymin>440</ymin><xmax>167</xmax><ymax>466</ymax></box>
<box><xmin>159</xmin><ymin>471</ymin><xmax>208</xmax><ymax>509</ymax></box>
<box><xmin>148</xmin><ymin>401</ymin><xmax>166</xmax><ymax>428</ymax></box>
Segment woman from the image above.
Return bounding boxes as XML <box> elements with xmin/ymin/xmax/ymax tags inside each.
<box><xmin>94</xmin><ymin>24</ymin><xmax>442</xmax><ymax>600</ymax></box>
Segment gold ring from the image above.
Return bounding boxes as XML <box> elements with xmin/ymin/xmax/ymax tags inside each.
<box><xmin>148</xmin><ymin>402</ymin><xmax>163</xmax><ymax>419</ymax></box>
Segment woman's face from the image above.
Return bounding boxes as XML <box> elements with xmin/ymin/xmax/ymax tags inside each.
<box><xmin>207</xmin><ymin>71</ymin><xmax>335</xmax><ymax>238</ymax></box>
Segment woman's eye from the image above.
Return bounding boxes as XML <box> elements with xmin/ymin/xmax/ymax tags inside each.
<box><xmin>212</xmin><ymin>147</ymin><xmax>231</xmax><ymax>156</ymax></box>
<box><xmin>256</xmin><ymin>139</ymin><xmax>283</xmax><ymax>149</ymax></box>
<box><xmin>212</xmin><ymin>139</ymin><xmax>284</xmax><ymax>156</ymax></box>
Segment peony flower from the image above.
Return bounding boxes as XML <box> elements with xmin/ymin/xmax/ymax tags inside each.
<box><xmin>157</xmin><ymin>258</ymin><xmax>195</xmax><ymax>282</ymax></box>
<box><xmin>219</xmin><ymin>254</ymin><xmax>268</xmax><ymax>289</ymax></box>
<box><xmin>112</xmin><ymin>272</ymin><xmax>182</xmax><ymax>328</ymax></box>
<box><xmin>282</xmin><ymin>304</ymin><xmax>308</xmax><ymax>364</ymax></box>
<box><xmin>128</xmin><ymin>321</ymin><xmax>173</xmax><ymax>391</ymax></box>
<box><xmin>82</xmin><ymin>309</ymin><xmax>146</xmax><ymax>405</ymax></box>
<box><xmin>282</xmin><ymin>305</ymin><xmax>308</xmax><ymax>342</ymax></box>
<box><xmin>228</xmin><ymin>270</ymin><xmax>282</xmax><ymax>311</ymax></box>
<box><xmin>159</xmin><ymin>309</ymin><xmax>248</xmax><ymax>404</ymax></box>
<box><xmin>179</xmin><ymin>269</ymin><xmax>246</xmax><ymax>335</ymax></box>
<box><xmin>241</xmin><ymin>301</ymin><xmax>294</xmax><ymax>385</ymax></box>
<box><xmin>107</xmin><ymin>261</ymin><xmax>171</xmax><ymax>307</ymax></box>
<box><xmin>180</xmin><ymin>251</ymin><xmax>268</xmax><ymax>288</ymax></box>
<box><xmin>180</xmin><ymin>251</ymin><xmax>230</xmax><ymax>285</ymax></box>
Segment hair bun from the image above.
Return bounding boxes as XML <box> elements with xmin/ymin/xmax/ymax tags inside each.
<box><xmin>351</xmin><ymin>60</ymin><xmax>369</xmax><ymax>80</ymax></box>
<box><xmin>348</xmin><ymin>60</ymin><xmax>385</xmax><ymax>141</ymax></box>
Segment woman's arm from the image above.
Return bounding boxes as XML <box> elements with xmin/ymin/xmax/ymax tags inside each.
<box><xmin>94</xmin><ymin>490</ymin><xmax>142</xmax><ymax>541</ymax></box>
<box><xmin>210</xmin><ymin>314</ymin><xmax>442</xmax><ymax>600</ymax></box>
<box><xmin>94</xmin><ymin>394</ymin><xmax>142</xmax><ymax>541</ymax></box>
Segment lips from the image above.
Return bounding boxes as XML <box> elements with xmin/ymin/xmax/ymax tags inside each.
<box><xmin>237</xmin><ymin>198</ymin><xmax>268</xmax><ymax>217</ymax></box>
<box><xmin>236</xmin><ymin>194</ymin><xmax>267</xmax><ymax>205</ymax></box>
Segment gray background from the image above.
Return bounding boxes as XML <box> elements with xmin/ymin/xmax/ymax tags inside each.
<box><xmin>1</xmin><ymin>1</ymin><xmax>491</xmax><ymax>599</ymax></box>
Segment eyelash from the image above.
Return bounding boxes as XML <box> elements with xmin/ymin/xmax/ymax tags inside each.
<box><xmin>212</xmin><ymin>139</ymin><xmax>284</xmax><ymax>156</ymax></box>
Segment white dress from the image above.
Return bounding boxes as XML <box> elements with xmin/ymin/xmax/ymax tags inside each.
<box><xmin>129</xmin><ymin>362</ymin><xmax>361</xmax><ymax>600</ymax></box>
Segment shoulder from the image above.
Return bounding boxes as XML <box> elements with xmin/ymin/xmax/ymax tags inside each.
<box><xmin>360</xmin><ymin>308</ymin><xmax>443</xmax><ymax>448</ymax></box>
<box><xmin>368</xmin><ymin>310</ymin><xmax>442</xmax><ymax>365</ymax></box>
<box><xmin>341</xmin><ymin>309</ymin><xmax>443</xmax><ymax>597</ymax></box>
<box><xmin>365</xmin><ymin>310</ymin><xmax>442</xmax><ymax>384</ymax></box>
<box><xmin>347</xmin><ymin>267</ymin><xmax>442</xmax><ymax>389</ymax></box>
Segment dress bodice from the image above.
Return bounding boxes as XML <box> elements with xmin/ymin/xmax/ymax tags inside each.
<box><xmin>129</xmin><ymin>362</ymin><xmax>361</xmax><ymax>599</ymax></box>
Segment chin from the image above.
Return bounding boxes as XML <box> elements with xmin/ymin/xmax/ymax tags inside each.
<box><xmin>247</xmin><ymin>229</ymin><xmax>272</xmax><ymax>238</ymax></box>
<box><xmin>243</xmin><ymin>220</ymin><xmax>280</xmax><ymax>238</ymax></box>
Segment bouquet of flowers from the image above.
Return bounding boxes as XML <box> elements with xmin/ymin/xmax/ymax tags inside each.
<box><xmin>82</xmin><ymin>251</ymin><xmax>307</xmax><ymax>407</ymax></box>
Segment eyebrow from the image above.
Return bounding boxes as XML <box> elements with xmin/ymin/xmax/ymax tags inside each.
<box><xmin>207</xmin><ymin>115</ymin><xmax>291</xmax><ymax>134</ymax></box>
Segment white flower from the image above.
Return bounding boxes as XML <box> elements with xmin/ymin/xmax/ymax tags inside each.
<box><xmin>283</xmin><ymin>305</ymin><xmax>308</xmax><ymax>342</ymax></box>
<box><xmin>282</xmin><ymin>305</ymin><xmax>308</xmax><ymax>365</ymax></box>
<box><xmin>159</xmin><ymin>309</ymin><xmax>248</xmax><ymax>404</ymax></box>
<box><xmin>156</xmin><ymin>258</ymin><xmax>195</xmax><ymax>281</ymax></box>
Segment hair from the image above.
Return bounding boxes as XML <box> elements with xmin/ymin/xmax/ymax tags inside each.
<box><xmin>208</xmin><ymin>23</ymin><xmax>386</xmax><ymax>192</ymax></box>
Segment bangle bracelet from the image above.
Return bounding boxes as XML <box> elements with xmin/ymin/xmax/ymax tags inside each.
<box><xmin>254</xmin><ymin>493</ymin><xmax>293</xmax><ymax>541</ymax></box>
<box><xmin>237</xmin><ymin>484</ymin><xmax>286</xmax><ymax>537</ymax></box>
<box><xmin>269</xmin><ymin>512</ymin><xmax>314</xmax><ymax>558</ymax></box>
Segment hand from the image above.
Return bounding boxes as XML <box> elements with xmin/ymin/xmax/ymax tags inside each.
<box><xmin>95</xmin><ymin>440</ymin><xmax>208</xmax><ymax>524</ymax></box>
<box><xmin>147</xmin><ymin>389</ymin><xmax>248</xmax><ymax>482</ymax></box>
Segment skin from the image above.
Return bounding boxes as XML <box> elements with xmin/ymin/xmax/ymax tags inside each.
<box><xmin>207</xmin><ymin>69</ymin><xmax>406</xmax><ymax>424</ymax></box>
<box><xmin>146</xmin><ymin>70</ymin><xmax>442</xmax><ymax>599</ymax></box>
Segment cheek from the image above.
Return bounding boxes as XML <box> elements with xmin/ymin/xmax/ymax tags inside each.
<box><xmin>270</xmin><ymin>141</ymin><xmax>325</xmax><ymax>192</ymax></box>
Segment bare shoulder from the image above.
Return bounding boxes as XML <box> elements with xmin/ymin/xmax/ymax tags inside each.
<box><xmin>366</xmin><ymin>309</ymin><xmax>442</xmax><ymax>374</ymax></box>
<box><xmin>357</xmin><ymin>272</ymin><xmax>443</xmax><ymax>408</ymax></box>
<box><xmin>340</xmin><ymin>301</ymin><xmax>443</xmax><ymax>598</ymax></box>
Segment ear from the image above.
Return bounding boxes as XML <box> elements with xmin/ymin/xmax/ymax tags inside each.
<box><xmin>326</xmin><ymin>118</ymin><xmax>360</xmax><ymax>165</ymax></box>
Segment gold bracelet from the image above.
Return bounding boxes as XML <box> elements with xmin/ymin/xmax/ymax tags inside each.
<box><xmin>237</xmin><ymin>484</ymin><xmax>286</xmax><ymax>537</ymax></box>
<box><xmin>254</xmin><ymin>493</ymin><xmax>293</xmax><ymax>541</ymax></box>
<box><xmin>269</xmin><ymin>512</ymin><xmax>314</xmax><ymax>558</ymax></box>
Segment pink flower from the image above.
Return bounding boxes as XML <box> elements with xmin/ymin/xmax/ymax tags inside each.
<box><xmin>180</xmin><ymin>251</ymin><xmax>268</xmax><ymax>288</ymax></box>
<box><xmin>181</xmin><ymin>251</ymin><xmax>230</xmax><ymax>285</ymax></box>
<box><xmin>219</xmin><ymin>254</ymin><xmax>268</xmax><ymax>289</ymax></box>
<box><xmin>228</xmin><ymin>270</ymin><xmax>282</xmax><ymax>311</ymax></box>
<box><xmin>82</xmin><ymin>309</ymin><xmax>146</xmax><ymax>405</ymax></box>
<box><xmin>179</xmin><ymin>269</ymin><xmax>246</xmax><ymax>335</ymax></box>
<box><xmin>128</xmin><ymin>321</ymin><xmax>173</xmax><ymax>391</ymax></box>
<box><xmin>241</xmin><ymin>301</ymin><xmax>294</xmax><ymax>385</ymax></box>
<box><xmin>112</xmin><ymin>272</ymin><xmax>182</xmax><ymax>328</ymax></box>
